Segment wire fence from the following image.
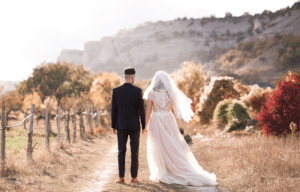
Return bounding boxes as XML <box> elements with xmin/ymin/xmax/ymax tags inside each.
<box><xmin>0</xmin><ymin>101</ymin><xmax>106</xmax><ymax>175</ymax></box>
<box><xmin>0</xmin><ymin>114</ymin><xmax>33</xmax><ymax>130</ymax></box>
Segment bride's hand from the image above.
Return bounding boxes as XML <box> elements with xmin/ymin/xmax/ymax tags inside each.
<box><xmin>142</xmin><ymin>128</ymin><xmax>148</xmax><ymax>135</ymax></box>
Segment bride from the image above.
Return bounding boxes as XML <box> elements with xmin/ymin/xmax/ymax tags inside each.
<box><xmin>142</xmin><ymin>70</ymin><xmax>217</xmax><ymax>186</ymax></box>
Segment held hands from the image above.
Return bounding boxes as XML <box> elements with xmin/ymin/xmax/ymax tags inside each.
<box><xmin>142</xmin><ymin>128</ymin><xmax>148</xmax><ymax>135</ymax></box>
<box><xmin>113</xmin><ymin>128</ymin><xmax>147</xmax><ymax>135</ymax></box>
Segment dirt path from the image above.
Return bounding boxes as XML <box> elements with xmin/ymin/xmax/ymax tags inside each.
<box><xmin>79</xmin><ymin>143</ymin><xmax>118</xmax><ymax>192</ymax></box>
<box><xmin>80</xmin><ymin>131</ymin><xmax>222</xmax><ymax>192</ymax></box>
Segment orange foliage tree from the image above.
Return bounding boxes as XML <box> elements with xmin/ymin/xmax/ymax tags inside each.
<box><xmin>90</xmin><ymin>72</ymin><xmax>122</xmax><ymax>111</ymax></box>
<box><xmin>19</xmin><ymin>62</ymin><xmax>92</xmax><ymax>110</ymax></box>
<box><xmin>171</xmin><ymin>61</ymin><xmax>209</xmax><ymax>113</ymax></box>
<box><xmin>0</xmin><ymin>87</ymin><xmax>24</xmax><ymax>115</ymax></box>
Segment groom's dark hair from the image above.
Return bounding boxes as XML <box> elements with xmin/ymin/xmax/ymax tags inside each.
<box><xmin>124</xmin><ymin>67</ymin><xmax>135</xmax><ymax>75</ymax></box>
<box><xmin>124</xmin><ymin>67</ymin><xmax>136</xmax><ymax>81</ymax></box>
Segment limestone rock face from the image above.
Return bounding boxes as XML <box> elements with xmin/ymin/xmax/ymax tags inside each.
<box><xmin>57</xmin><ymin>5</ymin><xmax>300</xmax><ymax>80</ymax></box>
<box><xmin>253</xmin><ymin>19</ymin><xmax>263</xmax><ymax>33</ymax></box>
<box><xmin>83</xmin><ymin>37</ymin><xmax>116</xmax><ymax>69</ymax></box>
<box><xmin>57</xmin><ymin>49</ymin><xmax>83</xmax><ymax>65</ymax></box>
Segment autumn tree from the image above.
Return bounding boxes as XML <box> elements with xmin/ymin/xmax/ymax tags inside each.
<box><xmin>0</xmin><ymin>87</ymin><xmax>24</xmax><ymax>115</ymax></box>
<box><xmin>90</xmin><ymin>72</ymin><xmax>121</xmax><ymax>110</ymax></box>
<box><xmin>20</xmin><ymin>62</ymin><xmax>92</xmax><ymax>106</ymax></box>
<box><xmin>170</xmin><ymin>61</ymin><xmax>209</xmax><ymax>112</ymax></box>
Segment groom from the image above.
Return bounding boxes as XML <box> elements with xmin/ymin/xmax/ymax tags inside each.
<box><xmin>111</xmin><ymin>67</ymin><xmax>146</xmax><ymax>184</ymax></box>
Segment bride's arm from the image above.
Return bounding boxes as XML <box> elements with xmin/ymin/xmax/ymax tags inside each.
<box><xmin>145</xmin><ymin>99</ymin><xmax>153</xmax><ymax>129</ymax></box>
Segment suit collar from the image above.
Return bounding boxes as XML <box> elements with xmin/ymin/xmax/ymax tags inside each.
<box><xmin>123</xmin><ymin>83</ymin><xmax>133</xmax><ymax>86</ymax></box>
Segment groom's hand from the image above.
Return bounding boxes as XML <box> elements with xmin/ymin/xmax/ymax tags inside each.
<box><xmin>142</xmin><ymin>129</ymin><xmax>148</xmax><ymax>135</ymax></box>
<box><xmin>113</xmin><ymin>128</ymin><xmax>117</xmax><ymax>135</ymax></box>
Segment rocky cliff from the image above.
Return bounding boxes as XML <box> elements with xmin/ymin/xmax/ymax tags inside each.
<box><xmin>57</xmin><ymin>3</ymin><xmax>300</xmax><ymax>82</ymax></box>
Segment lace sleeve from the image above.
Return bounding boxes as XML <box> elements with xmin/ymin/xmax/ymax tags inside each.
<box><xmin>147</xmin><ymin>90</ymin><xmax>155</xmax><ymax>102</ymax></box>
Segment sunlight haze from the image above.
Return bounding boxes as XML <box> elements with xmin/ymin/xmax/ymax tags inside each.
<box><xmin>0</xmin><ymin>0</ymin><xmax>297</xmax><ymax>81</ymax></box>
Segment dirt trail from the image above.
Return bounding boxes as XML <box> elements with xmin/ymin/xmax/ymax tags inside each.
<box><xmin>79</xmin><ymin>131</ymin><xmax>222</xmax><ymax>192</ymax></box>
<box><xmin>79</xmin><ymin>143</ymin><xmax>118</xmax><ymax>192</ymax></box>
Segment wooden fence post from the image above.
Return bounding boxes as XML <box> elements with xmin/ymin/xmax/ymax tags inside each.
<box><xmin>45</xmin><ymin>110</ymin><xmax>50</xmax><ymax>150</ymax></box>
<box><xmin>77</xmin><ymin>104</ymin><xmax>83</xmax><ymax>138</ymax></box>
<box><xmin>96</xmin><ymin>107</ymin><xmax>100</xmax><ymax>127</ymax></box>
<box><xmin>1</xmin><ymin>106</ymin><xmax>6</xmax><ymax>174</ymax></box>
<box><xmin>86</xmin><ymin>101</ymin><xmax>89</xmax><ymax>133</ymax></box>
<box><xmin>72</xmin><ymin>108</ymin><xmax>76</xmax><ymax>143</ymax></box>
<box><xmin>24</xmin><ymin>111</ymin><xmax>27</xmax><ymax>129</ymax></box>
<box><xmin>27</xmin><ymin>104</ymin><xmax>35</xmax><ymax>162</ymax></box>
<box><xmin>57</xmin><ymin>107</ymin><xmax>61</xmax><ymax>145</ymax></box>
<box><xmin>90</xmin><ymin>104</ymin><xmax>93</xmax><ymax>133</ymax></box>
<box><xmin>65</xmin><ymin>109</ymin><xmax>70</xmax><ymax>143</ymax></box>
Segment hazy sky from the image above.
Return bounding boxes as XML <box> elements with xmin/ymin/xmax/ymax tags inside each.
<box><xmin>0</xmin><ymin>0</ymin><xmax>298</xmax><ymax>81</ymax></box>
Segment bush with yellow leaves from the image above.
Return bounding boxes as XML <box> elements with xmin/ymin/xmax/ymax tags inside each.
<box><xmin>171</xmin><ymin>61</ymin><xmax>209</xmax><ymax>115</ymax></box>
<box><xmin>90</xmin><ymin>72</ymin><xmax>122</xmax><ymax>111</ymax></box>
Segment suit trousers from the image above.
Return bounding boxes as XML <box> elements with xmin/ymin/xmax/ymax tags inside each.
<box><xmin>117</xmin><ymin>129</ymin><xmax>140</xmax><ymax>178</ymax></box>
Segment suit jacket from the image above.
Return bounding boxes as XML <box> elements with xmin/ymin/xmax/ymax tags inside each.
<box><xmin>111</xmin><ymin>83</ymin><xmax>145</xmax><ymax>130</ymax></box>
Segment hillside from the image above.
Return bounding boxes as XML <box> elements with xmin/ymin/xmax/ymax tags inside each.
<box><xmin>57</xmin><ymin>2</ymin><xmax>300</xmax><ymax>85</ymax></box>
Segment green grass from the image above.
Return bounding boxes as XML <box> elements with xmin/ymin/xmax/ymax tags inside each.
<box><xmin>6</xmin><ymin>129</ymin><xmax>38</xmax><ymax>153</ymax></box>
<box><xmin>6</xmin><ymin>129</ymin><xmax>27</xmax><ymax>153</ymax></box>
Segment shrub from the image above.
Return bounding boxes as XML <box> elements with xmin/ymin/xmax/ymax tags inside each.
<box><xmin>240</xmin><ymin>84</ymin><xmax>272</xmax><ymax>118</ymax></box>
<box><xmin>226</xmin><ymin>29</ymin><xmax>231</xmax><ymax>37</ymax></box>
<box><xmin>210</xmin><ymin>30</ymin><xmax>218</xmax><ymax>41</ymax></box>
<box><xmin>188</xmin><ymin>21</ymin><xmax>194</xmax><ymax>27</ymax></box>
<box><xmin>251</xmin><ymin>91</ymin><xmax>271</xmax><ymax>114</ymax></box>
<box><xmin>236</xmin><ymin>36</ymin><xmax>246</xmax><ymax>43</ymax></box>
<box><xmin>171</xmin><ymin>61</ymin><xmax>209</xmax><ymax>106</ymax></box>
<box><xmin>214</xmin><ymin>99</ymin><xmax>254</xmax><ymax>132</ymax></box>
<box><xmin>188</xmin><ymin>29</ymin><xmax>197</xmax><ymax>36</ymax></box>
<box><xmin>90</xmin><ymin>72</ymin><xmax>122</xmax><ymax>110</ymax></box>
<box><xmin>214</xmin><ymin>99</ymin><xmax>231</xmax><ymax>128</ymax></box>
<box><xmin>256</xmin><ymin>72</ymin><xmax>300</xmax><ymax>136</ymax></box>
<box><xmin>197</xmin><ymin>76</ymin><xmax>240</xmax><ymax>124</ymax></box>
<box><xmin>237</xmin><ymin>40</ymin><xmax>255</xmax><ymax>52</ymax></box>
<box><xmin>276</xmin><ymin>33</ymin><xmax>300</xmax><ymax>68</ymax></box>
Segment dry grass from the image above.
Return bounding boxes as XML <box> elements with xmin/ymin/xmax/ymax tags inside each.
<box><xmin>0</xmin><ymin>117</ymin><xmax>113</xmax><ymax>192</ymax></box>
<box><xmin>2</xmin><ymin>116</ymin><xmax>300</xmax><ymax>192</ymax></box>
<box><xmin>107</xmin><ymin>118</ymin><xmax>300</xmax><ymax>192</ymax></box>
<box><xmin>194</xmin><ymin>134</ymin><xmax>300</xmax><ymax>191</ymax></box>
<box><xmin>182</xmin><ymin>120</ymin><xmax>300</xmax><ymax>192</ymax></box>
<box><xmin>105</xmin><ymin>130</ymin><xmax>211</xmax><ymax>192</ymax></box>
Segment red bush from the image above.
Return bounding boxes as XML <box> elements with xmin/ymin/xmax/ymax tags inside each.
<box><xmin>251</xmin><ymin>92</ymin><xmax>271</xmax><ymax>114</ymax></box>
<box><xmin>256</xmin><ymin>73</ymin><xmax>300</xmax><ymax>136</ymax></box>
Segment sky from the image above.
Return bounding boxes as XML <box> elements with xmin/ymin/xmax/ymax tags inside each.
<box><xmin>0</xmin><ymin>0</ymin><xmax>298</xmax><ymax>81</ymax></box>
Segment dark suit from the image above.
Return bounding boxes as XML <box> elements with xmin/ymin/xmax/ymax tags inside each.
<box><xmin>111</xmin><ymin>83</ymin><xmax>145</xmax><ymax>178</ymax></box>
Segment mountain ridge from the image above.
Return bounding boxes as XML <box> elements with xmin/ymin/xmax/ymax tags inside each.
<box><xmin>57</xmin><ymin>2</ymin><xmax>300</xmax><ymax>85</ymax></box>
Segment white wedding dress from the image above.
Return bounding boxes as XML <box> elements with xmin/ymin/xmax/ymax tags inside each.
<box><xmin>146</xmin><ymin>89</ymin><xmax>217</xmax><ymax>186</ymax></box>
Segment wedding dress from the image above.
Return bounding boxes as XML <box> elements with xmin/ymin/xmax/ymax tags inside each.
<box><xmin>146</xmin><ymin>89</ymin><xmax>217</xmax><ymax>186</ymax></box>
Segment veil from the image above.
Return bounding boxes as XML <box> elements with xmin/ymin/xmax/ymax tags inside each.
<box><xmin>143</xmin><ymin>70</ymin><xmax>194</xmax><ymax>123</ymax></box>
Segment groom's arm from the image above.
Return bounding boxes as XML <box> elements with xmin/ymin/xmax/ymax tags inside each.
<box><xmin>111</xmin><ymin>89</ymin><xmax>118</xmax><ymax>129</ymax></box>
<box><xmin>138</xmin><ymin>89</ymin><xmax>146</xmax><ymax>130</ymax></box>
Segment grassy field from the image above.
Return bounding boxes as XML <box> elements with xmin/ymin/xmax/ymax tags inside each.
<box><xmin>1</xmin><ymin>117</ymin><xmax>300</xmax><ymax>191</ymax></box>
<box><xmin>0</xmin><ymin>118</ymin><xmax>112</xmax><ymax>192</ymax></box>
<box><xmin>106</xmin><ymin>119</ymin><xmax>300</xmax><ymax>192</ymax></box>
